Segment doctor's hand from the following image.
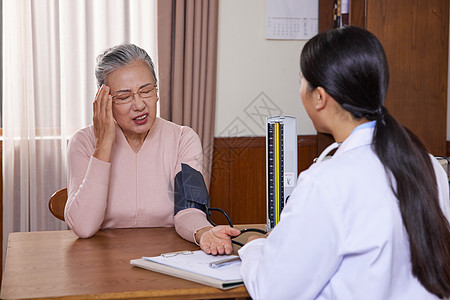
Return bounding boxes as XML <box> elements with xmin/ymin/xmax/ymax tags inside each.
<box><xmin>196</xmin><ymin>225</ymin><xmax>241</xmax><ymax>255</ymax></box>
<box><xmin>93</xmin><ymin>84</ymin><xmax>116</xmax><ymax>162</ymax></box>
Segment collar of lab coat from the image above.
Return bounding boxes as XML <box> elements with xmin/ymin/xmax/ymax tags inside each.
<box><xmin>333</xmin><ymin>124</ymin><xmax>375</xmax><ymax>158</ymax></box>
<box><xmin>315</xmin><ymin>121</ymin><xmax>376</xmax><ymax>163</ymax></box>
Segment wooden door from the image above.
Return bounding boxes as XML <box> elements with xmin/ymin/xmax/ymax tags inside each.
<box><xmin>366</xmin><ymin>0</ymin><xmax>448</xmax><ymax>155</ymax></box>
<box><xmin>318</xmin><ymin>0</ymin><xmax>449</xmax><ymax>155</ymax></box>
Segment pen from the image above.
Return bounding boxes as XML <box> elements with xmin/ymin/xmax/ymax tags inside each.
<box><xmin>209</xmin><ymin>256</ymin><xmax>241</xmax><ymax>268</ymax></box>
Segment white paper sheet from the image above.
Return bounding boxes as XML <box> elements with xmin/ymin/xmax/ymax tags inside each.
<box><xmin>266</xmin><ymin>0</ymin><xmax>318</xmax><ymax>40</ymax></box>
<box><xmin>143</xmin><ymin>250</ymin><xmax>242</xmax><ymax>281</ymax></box>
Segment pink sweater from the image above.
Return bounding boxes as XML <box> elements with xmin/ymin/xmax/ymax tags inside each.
<box><xmin>65</xmin><ymin>117</ymin><xmax>212</xmax><ymax>241</ymax></box>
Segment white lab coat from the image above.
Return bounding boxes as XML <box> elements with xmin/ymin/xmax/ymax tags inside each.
<box><xmin>239</xmin><ymin>124</ymin><xmax>450</xmax><ymax>300</ymax></box>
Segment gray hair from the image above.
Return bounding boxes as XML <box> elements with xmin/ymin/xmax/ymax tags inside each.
<box><xmin>95</xmin><ymin>43</ymin><xmax>157</xmax><ymax>88</ymax></box>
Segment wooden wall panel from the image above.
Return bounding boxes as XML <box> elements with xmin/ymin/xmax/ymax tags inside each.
<box><xmin>298</xmin><ymin>136</ymin><xmax>318</xmax><ymax>172</ymax></box>
<box><xmin>208</xmin><ymin>143</ymin><xmax>231</xmax><ymax>225</ymax></box>
<box><xmin>229</xmin><ymin>138</ymin><xmax>266</xmax><ymax>224</ymax></box>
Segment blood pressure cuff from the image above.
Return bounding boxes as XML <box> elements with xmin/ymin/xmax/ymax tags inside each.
<box><xmin>174</xmin><ymin>163</ymin><xmax>210</xmax><ymax>215</ymax></box>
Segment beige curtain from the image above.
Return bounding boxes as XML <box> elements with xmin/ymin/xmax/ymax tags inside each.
<box><xmin>157</xmin><ymin>0</ymin><xmax>218</xmax><ymax>187</ymax></box>
<box><xmin>2</xmin><ymin>0</ymin><xmax>157</xmax><ymax>265</ymax></box>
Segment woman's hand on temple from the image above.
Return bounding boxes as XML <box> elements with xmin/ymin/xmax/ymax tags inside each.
<box><xmin>93</xmin><ymin>85</ymin><xmax>116</xmax><ymax>162</ymax></box>
<box><xmin>197</xmin><ymin>225</ymin><xmax>241</xmax><ymax>255</ymax></box>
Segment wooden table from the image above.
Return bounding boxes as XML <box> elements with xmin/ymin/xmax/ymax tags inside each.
<box><xmin>0</xmin><ymin>226</ymin><xmax>260</xmax><ymax>299</ymax></box>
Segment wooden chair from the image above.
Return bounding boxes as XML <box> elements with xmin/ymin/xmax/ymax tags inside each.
<box><xmin>49</xmin><ymin>188</ymin><xmax>68</xmax><ymax>221</ymax></box>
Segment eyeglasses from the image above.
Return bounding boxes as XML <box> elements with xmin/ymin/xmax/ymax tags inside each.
<box><xmin>111</xmin><ymin>84</ymin><xmax>158</xmax><ymax>104</ymax></box>
<box><xmin>161</xmin><ymin>250</ymin><xmax>193</xmax><ymax>258</ymax></box>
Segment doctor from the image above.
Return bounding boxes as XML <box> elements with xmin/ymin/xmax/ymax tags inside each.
<box><xmin>238</xmin><ymin>26</ymin><xmax>450</xmax><ymax>299</ymax></box>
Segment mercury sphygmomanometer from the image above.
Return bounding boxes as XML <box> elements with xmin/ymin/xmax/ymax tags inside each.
<box><xmin>266</xmin><ymin>116</ymin><xmax>298</xmax><ymax>232</ymax></box>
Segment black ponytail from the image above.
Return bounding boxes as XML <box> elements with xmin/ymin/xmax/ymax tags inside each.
<box><xmin>373</xmin><ymin>111</ymin><xmax>450</xmax><ymax>298</ymax></box>
<box><xmin>301</xmin><ymin>26</ymin><xmax>450</xmax><ymax>298</ymax></box>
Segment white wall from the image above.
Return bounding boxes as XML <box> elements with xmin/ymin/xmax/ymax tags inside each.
<box><xmin>216</xmin><ymin>0</ymin><xmax>450</xmax><ymax>141</ymax></box>
<box><xmin>214</xmin><ymin>0</ymin><xmax>316</xmax><ymax>137</ymax></box>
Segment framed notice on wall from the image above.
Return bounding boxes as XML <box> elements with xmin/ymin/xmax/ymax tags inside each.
<box><xmin>266</xmin><ymin>0</ymin><xmax>318</xmax><ymax>40</ymax></box>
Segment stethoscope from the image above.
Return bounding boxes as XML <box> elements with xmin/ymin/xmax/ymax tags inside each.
<box><xmin>314</xmin><ymin>142</ymin><xmax>341</xmax><ymax>163</ymax></box>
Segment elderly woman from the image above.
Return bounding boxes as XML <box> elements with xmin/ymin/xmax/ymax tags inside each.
<box><xmin>65</xmin><ymin>44</ymin><xmax>239</xmax><ymax>254</ymax></box>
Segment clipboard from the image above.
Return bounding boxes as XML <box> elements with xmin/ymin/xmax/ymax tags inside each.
<box><xmin>130</xmin><ymin>250</ymin><xmax>244</xmax><ymax>290</ymax></box>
